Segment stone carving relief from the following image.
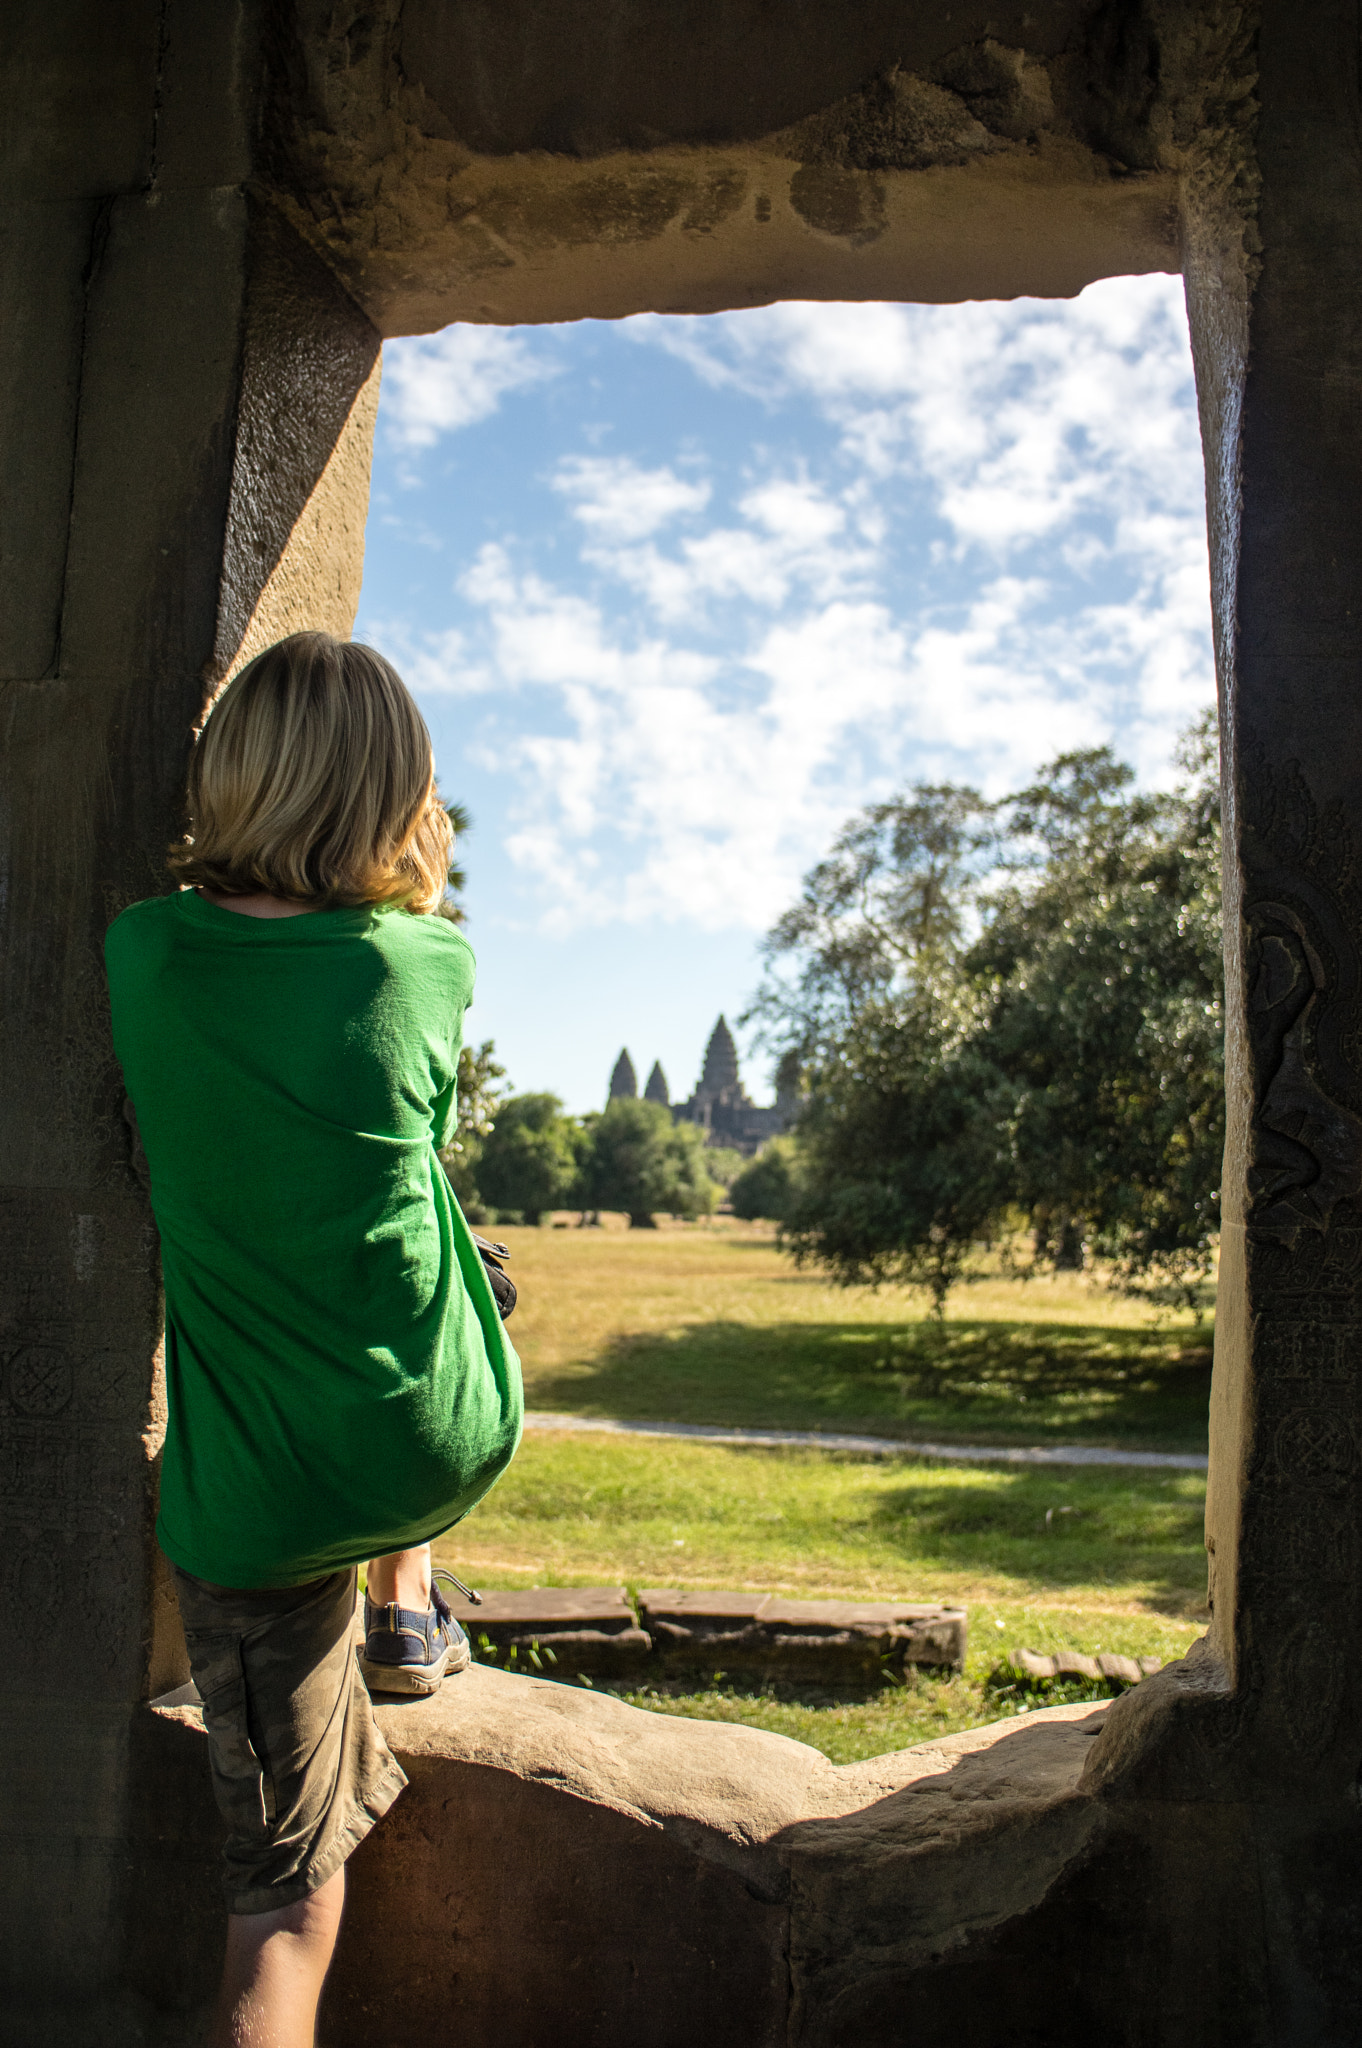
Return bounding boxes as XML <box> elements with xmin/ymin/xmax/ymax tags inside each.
<box><xmin>1277</xmin><ymin>1617</ymin><xmax>1346</xmax><ymax>1760</ymax></box>
<box><xmin>1255</xmin><ymin>1318</ymin><xmax>1362</xmax><ymax>1374</ymax></box>
<box><xmin>1272</xmin><ymin>1409</ymin><xmax>1356</xmax><ymax>1483</ymax></box>
<box><xmin>1225</xmin><ymin>754</ymin><xmax>1362</xmax><ymax>1765</ymax></box>
<box><xmin>1244</xmin><ymin>902</ymin><xmax>1362</xmax><ymax>1244</ymax></box>
<box><xmin>6</xmin><ymin>1344</ymin><xmax>73</xmax><ymax>1417</ymax></box>
<box><xmin>1241</xmin><ymin>757</ymin><xmax>1362</xmax><ymax>1251</ymax></box>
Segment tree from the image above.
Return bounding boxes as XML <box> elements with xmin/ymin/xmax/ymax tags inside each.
<box><xmin>437</xmin><ymin>1039</ymin><xmax>506</xmax><ymax>1213</ymax></box>
<box><xmin>747</xmin><ymin>784</ymin><xmax>1006</xmax><ymax>1308</ymax></box>
<box><xmin>975</xmin><ymin>721</ymin><xmax>1223</xmax><ymax>1299</ymax></box>
<box><xmin>578</xmin><ymin>1098</ymin><xmax>719</xmax><ymax>1228</ymax></box>
<box><xmin>435</xmin><ymin>798</ymin><xmax>471</xmax><ymax>924</ymax></box>
<box><xmin>476</xmin><ymin>1093</ymin><xmax>586</xmax><ymax>1224</ymax></box>
<box><xmin>748</xmin><ymin>784</ymin><xmax>997</xmax><ymax>1062</ymax></box>
<box><xmin>747</xmin><ymin>720</ymin><xmax>1223</xmax><ymax>1312</ymax></box>
<box><xmin>729</xmin><ymin>1139</ymin><xmax>798</xmax><ymax>1223</ymax></box>
<box><xmin>701</xmin><ymin>1146</ymin><xmax>746</xmax><ymax>1189</ymax></box>
<box><xmin>779</xmin><ymin>990</ymin><xmax>1012</xmax><ymax>1315</ymax></box>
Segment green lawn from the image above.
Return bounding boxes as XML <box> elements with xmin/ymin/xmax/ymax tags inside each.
<box><xmin>431</xmin><ymin>1221</ymin><xmax>1212</xmax><ymax>1762</ymax></box>
<box><xmin>606</xmin><ymin>1671</ymin><xmax>1125</xmax><ymax>1765</ymax></box>
<box><xmin>434</xmin><ymin>1431</ymin><xmax>1208</xmax><ymax>1763</ymax></box>
<box><xmin>500</xmin><ymin>1218</ymin><xmax>1213</xmax><ymax>1453</ymax></box>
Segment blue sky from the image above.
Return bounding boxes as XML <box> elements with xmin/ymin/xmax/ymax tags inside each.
<box><xmin>355</xmin><ymin>275</ymin><xmax>1213</xmax><ymax>1114</ymax></box>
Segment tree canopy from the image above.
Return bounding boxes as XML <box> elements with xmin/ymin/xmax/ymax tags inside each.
<box><xmin>476</xmin><ymin>1092</ymin><xmax>586</xmax><ymax>1224</ymax></box>
<box><xmin>729</xmin><ymin>1139</ymin><xmax>799</xmax><ymax>1223</ymax></box>
<box><xmin>748</xmin><ymin>717</ymin><xmax>1222</xmax><ymax>1311</ymax></box>
<box><xmin>437</xmin><ymin>1038</ymin><xmax>506</xmax><ymax>1212</ymax></box>
<box><xmin>578</xmin><ymin>1097</ymin><xmax>719</xmax><ymax>1228</ymax></box>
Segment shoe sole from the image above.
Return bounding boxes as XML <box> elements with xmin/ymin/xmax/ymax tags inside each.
<box><xmin>359</xmin><ymin>1637</ymin><xmax>472</xmax><ymax>1695</ymax></box>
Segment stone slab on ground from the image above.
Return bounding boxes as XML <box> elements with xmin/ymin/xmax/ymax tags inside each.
<box><xmin>467</xmin><ymin>1586</ymin><xmax>652</xmax><ymax>1677</ymax></box>
<box><xmin>1011</xmin><ymin>1649</ymin><xmax>1163</xmax><ymax>1686</ymax></box>
<box><xmin>638</xmin><ymin>1589</ymin><xmax>968</xmax><ymax>1680</ymax></box>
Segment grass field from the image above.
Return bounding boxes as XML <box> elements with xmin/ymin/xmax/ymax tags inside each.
<box><xmin>496</xmin><ymin>1215</ymin><xmax>1213</xmax><ymax>1451</ymax></box>
<box><xmin>431</xmin><ymin>1219</ymin><xmax>1213</xmax><ymax>1762</ymax></box>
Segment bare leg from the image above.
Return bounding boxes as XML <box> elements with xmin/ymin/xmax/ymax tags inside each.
<box><xmin>365</xmin><ymin>1543</ymin><xmax>432</xmax><ymax>1608</ymax></box>
<box><xmin>209</xmin><ymin>1864</ymin><xmax>345</xmax><ymax>2048</ymax></box>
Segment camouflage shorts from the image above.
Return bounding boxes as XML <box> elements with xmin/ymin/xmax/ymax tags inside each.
<box><xmin>174</xmin><ymin>1565</ymin><xmax>408</xmax><ymax>1916</ymax></box>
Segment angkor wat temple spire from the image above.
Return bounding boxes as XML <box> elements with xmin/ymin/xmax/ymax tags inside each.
<box><xmin>698</xmin><ymin>1015</ymin><xmax>741</xmax><ymax>1100</ymax></box>
<box><xmin>644</xmin><ymin>1061</ymin><xmax>670</xmax><ymax>1105</ymax></box>
<box><xmin>608</xmin><ymin>1048</ymin><xmax>637</xmax><ymax>1101</ymax></box>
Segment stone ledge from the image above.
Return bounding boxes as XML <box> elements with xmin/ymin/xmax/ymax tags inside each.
<box><xmin>1010</xmin><ymin>1649</ymin><xmax>1163</xmax><ymax>1686</ymax></box>
<box><xmin>138</xmin><ymin>1664</ymin><xmax>1111</xmax><ymax>2044</ymax></box>
<box><xmin>465</xmin><ymin>1585</ymin><xmax>653</xmax><ymax>1676</ymax></box>
<box><xmin>638</xmin><ymin>1588</ymin><xmax>968</xmax><ymax>1680</ymax></box>
<box><xmin>465</xmin><ymin>1585</ymin><xmax>968</xmax><ymax>1680</ymax></box>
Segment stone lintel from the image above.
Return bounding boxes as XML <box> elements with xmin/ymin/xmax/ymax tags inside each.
<box><xmin>639</xmin><ymin>1587</ymin><xmax>964</xmax><ymax>1629</ymax></box>
<box><xmin>259</xmin><ymin>0</ymin><xmax>1218</xmax><ymax>332</ymax></box>
<box><xmin>462</xmin><ymin>1586</ymin><xmax>968</xmax><ymax>1676</ymax></box>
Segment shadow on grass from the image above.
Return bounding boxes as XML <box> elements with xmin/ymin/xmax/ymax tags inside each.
<box><xmin>530</xmin><ymin>1315</ymin><xmax>1212</xmax><ymax>1452</ymax></box>
<box><xmin>854</xmin><ymin>1465</ymin><xmax>1208</xmax><ymax>1615</ymax></box>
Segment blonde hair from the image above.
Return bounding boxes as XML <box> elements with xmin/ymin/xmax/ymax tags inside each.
<box><xmin>168</xmin><ymin>633</ymin><xmax>452</xmax><ymax>913</ymax></box>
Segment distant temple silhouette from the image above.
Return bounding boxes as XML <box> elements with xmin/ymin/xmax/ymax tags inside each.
<box><xmin>608</xmin><ymin>1048</ymin><xmax>638</xmax><ymax>1099</ymax></box>
<box><xmin>605</xmin><ymin>1017</ymin><xmax>790</xmax><ymax>1156</ymax></box>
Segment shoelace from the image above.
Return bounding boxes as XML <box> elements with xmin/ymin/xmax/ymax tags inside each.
<box><xmin>433</xmin><ymin>1565</ymin><xmax>482</xmax><ymax>1608</ymax></box>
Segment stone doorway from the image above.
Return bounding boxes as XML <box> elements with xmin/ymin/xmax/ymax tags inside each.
<box><xmin>4</xmin><ymin>6</ymin><xmax>1359</xmax><ymax>2042</ymax></box>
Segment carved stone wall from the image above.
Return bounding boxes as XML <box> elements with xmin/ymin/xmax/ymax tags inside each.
<box><xmin>1085</xmin><ymin>4</ymin><xmax>1362</xmax><ymax>1851</ymax></box>
<box><xmin>0</xmin><ymin>7</ymin><xmax>379</xmax><ymax>2035</ymax></box>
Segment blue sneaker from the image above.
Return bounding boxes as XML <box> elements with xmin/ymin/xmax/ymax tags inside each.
<box><xmin>359</xmin><ymin>1574</ymin><xmax>473</xmax><ymax>1695</ymax></box>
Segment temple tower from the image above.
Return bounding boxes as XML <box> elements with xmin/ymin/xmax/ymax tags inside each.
<box><xmin>698</xmin><ymin>1016</ymin><xmax>742</xmax><ymax>1101</ymax></box>
<box><xmin>607</xmin><ymin>1049</ymin><xmax>637</xmax><ymax>1101</ymax></box>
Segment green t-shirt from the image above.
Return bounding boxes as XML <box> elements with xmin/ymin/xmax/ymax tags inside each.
<box><xmin>104</xmin><ymin>889</ymin><xmax>522</xmax><ymax>1588</ymax></box>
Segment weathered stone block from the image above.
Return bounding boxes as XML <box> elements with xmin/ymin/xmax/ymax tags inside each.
<box><xmin>639</xmin><ymin>1590</ymin><xmax>967</xmax><ymax>1680</ymax></box>
<box><xmin>467</xmin><ymin>1586</ymin><xmax>652</xmax><ymax>1676</ymax></box>
<box><xmin>1011</xmin><ymin>1650</ymin><xmax>1163</xmax><ymax>1686</ymax></box>
<box><xmin>131</xmin><ymin>1663</ymin><xmax>1116</xmax><ymax>2046</ymax></box>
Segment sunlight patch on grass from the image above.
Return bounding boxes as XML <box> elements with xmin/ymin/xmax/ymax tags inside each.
<box><xmin>603</xmin><ymin>1667</ymin><xmax>1129</xmax><ymax>1766</ymax></box>
<box><xmin>439</xmin><ymin>1432</ymin><xmax>1208</xmax><ymax>1620</ymax></box>
<box><xmin>495</xmin><ymin>1219</ymin><xmax>1213</xmax><ymax>1451</ymax></box>
<box><xmin>439</xmin><ymin>1227</ymin><xmax>1213</xmax><ymax>1759</ymax></box>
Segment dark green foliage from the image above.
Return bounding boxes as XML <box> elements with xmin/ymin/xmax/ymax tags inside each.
<box><xmin>729</xmin><ymin>1141</ymin><xmax>797</xmax><ymax>1222</ymax></box>
<box><xmin>579</xmin><ymin>1097</ymin><xmax>718</xmax><ymax>1227</ymax></box>
<box><xmin>750</xmin><ymin>717</ymin><xmax>1223</xmax><ymax>1310</ymax></box>
<box><xmin>975</xmin><ymin>723</ymin><xmax>1223</xmax><ymax>1300</ymax></box>
<box><xmin>435</xmin><ymin>798</ymin><xmax>472</xmax><ymax>924</ymax></box>
<box><xmin>782</xmin><ymin>997</ymin><xmax>1013</xmax><ymax>1314</ymax></box>
<box><xmin>438</xmin><ymin>1038</ymin><xmax>506</xmax><ymax>1212</ymax></box>
<box><xmin>755</xmin><ymin>783</ymin><xmax>997</xmax><ymax>1042</ymax></box>
<box><xmin>701</xmin><ymin>1145</ymin><xmax>746</xmax><ymax>1190</ymax></box>
<box><xmin>477</xmin><ymin>1092</ymin><xmax>587</xmax><ymax>1224</ymax></box>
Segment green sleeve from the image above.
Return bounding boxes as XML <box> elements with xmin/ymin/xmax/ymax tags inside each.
<box><xmin>433</xmin><ymin>1071</ymin><xmax>458</xmax><ymax>1151</ymax></box>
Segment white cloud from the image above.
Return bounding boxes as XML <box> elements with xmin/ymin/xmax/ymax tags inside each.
<box><xmin>553</xmin><ymin>456</ymin><xmax>710</xmax><ymax>540</ymax></box>
<box><xmin>556</xmin><ymin>459</ymin><xmax>875</xmax><ymax>625</ymax></box>
<box><xmin>628</xmin><ymin>300</ymin><xmax>920</xmax><ymax>399</ymax></box>
<box><xmin>739</xmin><ymin>476</ymin><xmax>846</xmax><ymax>545</ymax></box>
<box><xmin>381</xmin><ymin>327</ymin><xmax>557</xmax><ymax>448</ymax></box>
<box><xmin>628</xmin><ymin>276</ymin><xmax>1202</xmax><ymax>558</ymax></box>
<box><xmin>373</xmin><ymin>277</ymin><xmax>1214</xmax><ymax>938</ymax></box>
